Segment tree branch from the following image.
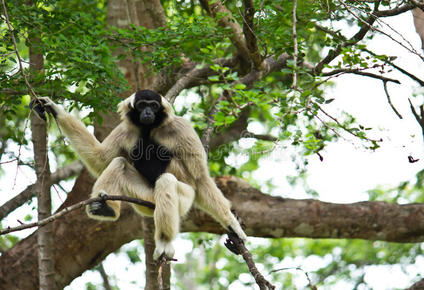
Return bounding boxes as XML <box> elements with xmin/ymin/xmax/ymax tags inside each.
<box><xmin>225</xmin><ymin>232</ymin><xmax>275</xmax><ymax>290</ymax></box>
<box><xmin>314</xmin><ymin>1</ymin><xmax>379</xmax><ymax>73</ymax></box>
<box><xmin>408</xmin><ymin>98</ymin><xmax>424</xmax><ymax>139</ymax></box>
<box><xmin>310</xmin><ymin>23</ymin><xmax>424</xmax><ymax>87</ymax></box>
<box><xmin>164</xmin><ymin>57</ymin><xmax>238</xmax><ymax>103</ymax></box>
<box><xmin>383</xmin><ymin>80</ymin><xmax>403</xmax><ymax>119</ymax></box>
<box><xmin>0</xmin><ymin>161</ymin><xmax>83</xmax><ymax>220</ymax></box>
<box><xmin>242</xmin><ymin>0</ymin><xmax>262</xmax><ymax>69</ymax></box>
<box><xmin>373</xmin><ymin>3</ymin><xmax>416</xmax><ymax>17</ymax></box>
<box><xmin>0</xmin><ymin>195</ymin><xmax>155</xmax><ymax>235</ymax></box>
<box><xmin>199</xmin><ymin>0</ymin><xmax>251</xmax><ymax>66</ymax></box>
<box><xmin>1</xmin><ymin>0</ymin><xmax>39</xmax><ymax>100</ymax></box>
<box><xmin>321</xmin><ymin>68</ymin><xmax>401</xmax><ymax>84</ymax></box>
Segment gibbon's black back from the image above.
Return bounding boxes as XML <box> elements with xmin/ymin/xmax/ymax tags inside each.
<box><xmin>127</xmin><ymin>90</ymin><xmax>167</xmax><ymax>130</ymax></box>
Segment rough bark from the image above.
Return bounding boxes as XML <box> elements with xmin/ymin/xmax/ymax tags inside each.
<box><xmin>3</xmin><ymin>176</ymin><xmax>424</xmax><ymax>288</ymax></box>
<box><xmin>29</xmin><ymin>24</ymin><xmax>56</xmax><ymax>288</ymax></box>
<box><xmin>31</xmin><ymin>113</ymin><xmax>55</xmax><ymax>290</ymax></box>
<box><xmin>143</xmin><ymin>217</ymin><xmax>170</xmax><ymax>290</ymax></box>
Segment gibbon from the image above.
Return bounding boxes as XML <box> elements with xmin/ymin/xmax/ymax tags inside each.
<box><xmin>31</xmin><ymin>90</ymin><xmax>247</xmax><ymax>259</ymax></box>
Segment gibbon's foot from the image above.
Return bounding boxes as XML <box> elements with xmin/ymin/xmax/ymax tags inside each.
<box><xmin>87</xmin><ymin>200</ymin><xmax>116</xmax><ymax>218</ymax></box>
<box><xmin>87</xmin><ymin>192</ymin><xmax>117</xmax><ymax>219</ymax></box>
<box><xmin>228</xmin><ymin>222</ymin><xmax>247</xmax><ymax>242</ymax></box>
<box><xmin>153</xmin><ymin>240</ymin><xmax>175</xmax><ymax>260</ymax></box>
<box><xmin>224</xmin><ymin>231</ymin><xmax>243</xmax><ymax>255</ymax></box>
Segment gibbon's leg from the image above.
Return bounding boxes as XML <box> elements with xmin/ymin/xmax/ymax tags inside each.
<box><xmin>87</xmin><ymin>157</ymin><xmax>155</xmax><ymax>221</ymax></box>
<box><xmin>195</xmin><ymin>177</ymin><xmax>247</xmax><ymax>241</ymax></box>
<box><xmin>153</xmin><ymin>173</ymin><xmax>195</xmax><ymax>259</ymax></box>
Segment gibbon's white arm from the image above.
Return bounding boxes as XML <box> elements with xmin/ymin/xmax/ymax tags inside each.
<box><xmin>37</xmin><ymin>97</ymin><xmax>130</xmax><ymax>177</ymax></box>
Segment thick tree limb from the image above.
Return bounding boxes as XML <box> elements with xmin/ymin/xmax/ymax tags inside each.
<box><xmin>0</xmin><ymin>161</ymin><xmax>83</xmax><ymax>220</ymax></box>
<box><xmin>242</xmin><ymin>0</ymin><xmax>262</xmax><ymax>69</ymax></box>
<box><xmin>199</xmin><ymin>0</ymin><xmax>251</xmax><ymax>66</ymax></box>
<box><xmin>3</xmin><ymin>176</ymin><xmax>424</xmax><ymax>288</ymax></box>
<box><xmin>373</xmin><ymin>3</ymin><xmax>416</xmax><ymax>17</ymax></box>
<box><xmin>408</xmin><ymin>278</ymin><xmax>424</xmax><ymax>290</ymax></box>
<box><xmin>165</xmin><ymin>57</ymin><xmax>238</xmax><ymax>103</ymax></box>
<box><xmin>209</xmin><ymin>108</ymin><xmax>251</xmax><ymax>151</ymax></box>
<box><xmin>239</xmin><ymin>53</ymin><xmax>291</xmax><ymax>88</ymax></box>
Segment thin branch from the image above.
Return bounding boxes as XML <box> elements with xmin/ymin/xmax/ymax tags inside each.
<box><xmin>321</xmin><ymin>68</ymin><xmax>401</xmax><ymax>84</ymax></box>
<box><xmin>311</xmin><ymin>21</ymin><xmax>424</xmax><ymax>86</ymax></box>
<box><xmin>343</xmin><ymin>0</ymin><xmax>424</xmax><ymax>60</ymax></box>
<box><xmin>408</xmin><ymin>98</ymin><xmax>424</xmax><ymax>139</ymax></box>
<box><xmin>225</xmin><ymin>232</ymin><xmax>276</xmax><ymax>290</ymax></box>
<box><xmin>1</xmin><ymin>0</ymin><xmax>39</xmax><ymax>100</ymax></box>
<box><xmin>97</xmin><ymin>263</ymin><xmax>112</xmax><ymax>290</ymax></box>
<box><xmin>0</xmin><ymin>161</ymin><xmax>83</xmax><ymax>220</ymax></box>
<box><xmin>364</xmin><ymin>48</ymin><xmax>424</xmax><ymax>86</ymax></box>
<box><xmin>382</xmin><ymin>80</ymin><xmax>403</xmax><ymax>119</ymax></box>
<box><xmin>318</xmin><ymin>104</ymin><xmax>382</xmax><ymax>143</ymax></box>
<box><xmin>0</xmin><ymin>195</ymin><xmax>155</xmax><ymax>235</ymax></box>
<box><xmin>314</xmin><ymin>1</ymin><xmax>380</xmax><ymax>73</ymax></box>
<box><xmin>247</xmin><ymin>133</ymin><xmax>278</xmax><ymax>142</ymax></box>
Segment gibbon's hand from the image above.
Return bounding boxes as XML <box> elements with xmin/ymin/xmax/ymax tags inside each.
<box><xmin>29</xmin><ymin>97</ymin><xmax>63</xmax><ymax>121</ymax></box>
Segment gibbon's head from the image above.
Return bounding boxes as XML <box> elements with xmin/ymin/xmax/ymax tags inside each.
<box><xmin>118</xmin><ymin>90</ymin><xmax>174</xmax><ymax>127</ymax></box>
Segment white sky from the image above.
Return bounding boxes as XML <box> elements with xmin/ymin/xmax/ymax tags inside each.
<box><xmin>1</xmin><ymin>8</ymin><xmax>424</xmax><ymax>290</ymax></box>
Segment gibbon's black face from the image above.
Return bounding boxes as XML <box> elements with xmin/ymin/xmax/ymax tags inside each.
<box><xmin>128</xmin><ymin>90</ymin><xmax>166</xmax><ymax>128</ymax></box>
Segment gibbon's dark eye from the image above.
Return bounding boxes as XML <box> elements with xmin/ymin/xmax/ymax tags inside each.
<box><xmin>150</xmin><ymin>101</ymin><xmax>160</xmax><ymax>112</ymax></box>
<box><xmin>135</xmin><ymin>101</ymin><xmax>146</xmax><ymax>112</ymax></box>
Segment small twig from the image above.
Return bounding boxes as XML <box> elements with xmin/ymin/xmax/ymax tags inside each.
<box><xmin>382</xmin><ymin>81</ymin><xmax>403</xmax><ymax>119</ymax></box>
<box><xmin>0</xmin><ymin>195</ymin><xmax>155</xmax><ymax>235</ymax></box>
<box><xmin>157</xmin><ymin>254</ymin><xmax>177</xmax><ymax>290</ymax></box>
<box><xmin>317</xmin><ymin>104</ymin><xmax>382</xmax><ymax>144</ymax></box>
<box><xmin>224</xmin><ymin>232</ymin><xmax>276</xmax><ymax>290</ymax></box>
<box><xmin>408</xmin><ymin>98</ymin><xmax>424</xmax><ymax>139</ymax></box>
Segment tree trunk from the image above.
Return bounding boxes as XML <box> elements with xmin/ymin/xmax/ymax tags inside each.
<box><xmin>29</xmin><ymin>26</ymin><xmax>56</xmax><ymax>289</ymax></box>
<box><xmin>143</xmin><ymin>217</ymin><xmax>171</xmax><ymax>290</ymax></box>
<box><xmin>105</xmin><ymin>1</ymin><xmax>168</xmax><ymax>288</ymax></box>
